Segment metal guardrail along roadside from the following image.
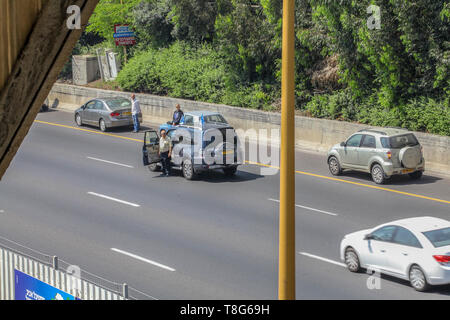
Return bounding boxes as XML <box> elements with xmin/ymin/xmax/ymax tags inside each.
<box><xmin>0</xmin><ymin>236</ymin><xmax>156</xmax><ymax>300</ymax></box>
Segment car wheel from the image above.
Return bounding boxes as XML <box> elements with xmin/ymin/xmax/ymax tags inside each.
<box><xmin>408</xmin><ymin>171</ymin><xmax>423</xmax><ymax>180</ymax></box>
<box><xmin>344</xmin><ymin>247</ymin><xmax>361</xmax><ymax>273</ymax></box>
<box><xmin>328</xmin><ymin>156</ymin><xmax>342</xmax><ymax>176</ymax></box>
<box><xmin>409</xmin><ymin>265</ymin><xmax>429</xmax><ymax>292</ymax></box>
<box><xmin>371</xmin><ymin>164</ymin><xmax>386</xmax><ymax>184</ymax></box>
<box><xmin>148</xmin><ymin>163</ymin><xmax>160</xmax><ymax>172</ymax></box>
<box><xmin>182</xmin><ymin>159</ymin><xmax>196</xmax><ymax>180</ymax></box>
<box><xmin>223</xmin><ymin>166</ymin><xmax>237</xmax><ymax>176</ymax></box>
<box><xmin>99</xmin><ymin>119</ymin><xmax>107</xmax><ymax>132</ymax></box>
<box><xmin>75</xmin><ymin>113</ymin><xmax>83</xmax><ymax>126</ymax></box>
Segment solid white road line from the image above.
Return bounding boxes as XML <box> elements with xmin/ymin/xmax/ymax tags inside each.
<box><xmin>87</xmin><ymin>156</ymin><xmax>134</xmax><ymax>168</ymax></box>
<box><xmin>268</xmin><ymin>198</ymin><xmax>338</xmax><ymax>216</ymax></box>
<box><xmin>298</xmin><ymin>252</ymin><xmax>346</xmax><ymax>268</ymax></box>
<box><xmin>87</xmin><ymin>192</ymin><xmax>140</xmax><ymax>207</ymax></box>
<box><xmin>111</xmin><ymin>248</ymin><xmax>176</xmax><ymax>272</ymax></box>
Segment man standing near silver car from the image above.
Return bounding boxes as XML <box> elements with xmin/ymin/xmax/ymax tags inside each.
<box><xmin>131</xmin><ymin>94</ymin><xmax>141</xmax><ymax>133</ymax></box>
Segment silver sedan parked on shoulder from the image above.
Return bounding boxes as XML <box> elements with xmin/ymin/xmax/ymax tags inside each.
<box><xmin>74</xmin><ymin>97</ymin><xmax>142</xmax><ymax>132</ymax></box>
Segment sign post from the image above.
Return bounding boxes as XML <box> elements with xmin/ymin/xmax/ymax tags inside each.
<box><xmin>113</xmin><ymin>24</ymin><xmax>135</xmax><ymax>64</ymax></box>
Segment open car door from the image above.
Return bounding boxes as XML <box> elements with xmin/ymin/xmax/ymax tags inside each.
<box><xmin>143</xmin><ymin>130</ymin><xmax>161</xmax><ymax>166</ymax></box>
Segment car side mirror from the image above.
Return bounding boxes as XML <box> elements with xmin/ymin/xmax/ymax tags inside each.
<box><xmin>340</xmin><ymin>142</ymin><xmax>346</xmax><ymax>147</ymax></box>
<box><xmin>364</xmin><ymin>234</ymin><xmax>373</xmax><ymax>240</ymax></box>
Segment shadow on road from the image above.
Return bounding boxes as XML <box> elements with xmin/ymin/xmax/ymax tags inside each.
<box><xmin>341</xmin><ymin>171</ymin><xmax>442</xmax><ymax>186</ymax></box>
<box><xmin>379</xmin><ymin>273</ymin><xmax>450</xmax><ymax>296</ymax></box>
<box><xmin>150</xmin><ymin>167</ymin><xmax>264</xmax><ymax>183</ymax></box>
<box><xmin>108</xmin><ymin>125</ymin><xmax>156</xmax><ymax>133</ymax></box>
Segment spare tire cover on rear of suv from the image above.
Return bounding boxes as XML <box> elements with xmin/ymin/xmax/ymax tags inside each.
<box><xmin>399</xmin><ymin>147</ymin><xmax>421</xmax><ymax>168</ymax></box>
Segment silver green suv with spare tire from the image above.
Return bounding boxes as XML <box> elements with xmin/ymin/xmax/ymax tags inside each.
<box><xmin>327</xmin><ymin>128</ymin><xmax>425</xmax><ymax>184</ymax></box>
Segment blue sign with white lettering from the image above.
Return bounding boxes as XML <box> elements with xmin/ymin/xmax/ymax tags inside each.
<box><xmin>113</xmin><ymin>32</ymin><xmax>135</xmax><ymax>38</ymax></box>
<box><xmin>14</xmin><ymin>269</ymin><xmax>77</xmax><ymax>300</ymax></box>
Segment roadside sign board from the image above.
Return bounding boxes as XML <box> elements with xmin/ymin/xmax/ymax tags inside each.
<box><xmin>14</xmin><ymin>269</ymin><xmax>79</xmax><ymax>300</ymax></box>
<box><xmin>113</xmin><ymin>24</ymin><xmax>136</xmax><ymax>46</ymax></box>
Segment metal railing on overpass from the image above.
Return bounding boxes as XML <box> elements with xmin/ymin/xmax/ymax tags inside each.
<box><xmin>0</xmin><ymin>235</ymin><xmax>156</xmax><ymax>300</ymax></box>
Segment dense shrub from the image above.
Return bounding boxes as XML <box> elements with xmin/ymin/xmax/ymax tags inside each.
<box><xmin>303</xmin><ymin>91</ymin><xmax>450</xmax><ymax>136</ymax></box>
<box><xmin>117</xmin><ymin>42</ymin><xmax>276</xmax><ymax>110</ymax></box>
<box><xmin>118</xmin><ymin>43</ymin><xmax>226</xmax><ymax>102</ymax></box>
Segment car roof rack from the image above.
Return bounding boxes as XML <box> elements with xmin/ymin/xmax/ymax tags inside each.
<box><xmin>385</xmin><ymin>126</ymin><xmax>407</xmax><ymax>130</ymax></box>
<box><xmin>358</xmin><ymin>128</ymin><xmax>387</xmax><ymax>136</ymax></box>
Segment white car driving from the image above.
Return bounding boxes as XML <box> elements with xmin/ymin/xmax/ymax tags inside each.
<box><xmin>340</xmin><ymin>217</ymin><xmax>450</xmax><ymax>291</ymax></box>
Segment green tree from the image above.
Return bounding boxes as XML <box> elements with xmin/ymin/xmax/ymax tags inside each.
<box><xmin>133</xmin><ymin>0</ymin><xmax>174</xmax><ymax>48</ymax></box>
<box><xmin>86</xmin><ymin>0</ymin><xmax>141</xmax><ymax>41</ymax></box>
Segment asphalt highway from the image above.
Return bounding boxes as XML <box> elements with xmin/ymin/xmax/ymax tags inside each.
<box><xmin>0</xmin><ymin>110</ymin><xmax>449</xmax><ymax>299</ymax></box>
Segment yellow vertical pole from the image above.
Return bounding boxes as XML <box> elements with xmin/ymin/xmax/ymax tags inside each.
<box><xmin>278</xmin><ymin>0</ymin><xmax>296</xmax><ymax>300</ymax></box>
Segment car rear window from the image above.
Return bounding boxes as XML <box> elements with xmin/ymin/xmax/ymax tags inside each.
<box><xmin>106</xmin><ymin>99</ymin><xmax>131</xmax><ymax>111</ymax></box>
<box><xmin>383</xmin><ymin>134</ymin><xmax>419</xmax><ymax>149</ymax></box>
<box><xmin>423</xmin><ymin>227</ymin><xmax>450</xmax><ymax>248</ymax></box>
<box><xmin>204</xmin><ymin>114</ymin><xmax>228</xmax><ymax>124</ymax></box>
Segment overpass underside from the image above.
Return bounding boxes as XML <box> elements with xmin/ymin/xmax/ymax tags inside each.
<box><xmin>0</xmin><ymin>0</ymin><xmax>98</xmax><ymax>180</ymax></box>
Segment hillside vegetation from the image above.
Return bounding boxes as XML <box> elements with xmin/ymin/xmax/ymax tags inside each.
<box><xmin>84</xmin><ymin>0</ymin><xmax>450</xmax><ymax>135</ymax></box>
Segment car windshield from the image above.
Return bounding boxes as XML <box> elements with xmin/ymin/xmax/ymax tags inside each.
<box><xmin>204</xmin><ymin>114</ymin><xmax>228</xmax><ymax>124</ymax></box>
<box><xmin>386</xmin><ymin>134</ymin><xmax>419</xmax><ymax>148</ymax></box>
<box><xmin>423</xmin><ymin>227</ymin><xmax>450</xmax><ymax>248</ymax></box>
<box><xmin>106</xmin><ymin>99</ymin><xmax>131</xmax><ymax>111</ymax></box>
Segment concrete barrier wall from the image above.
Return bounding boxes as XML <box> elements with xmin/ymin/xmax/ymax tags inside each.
<box><xmin>48</xmin><ymin>83</ymin><xmax>449</xmax><ymax>173</ymax></box>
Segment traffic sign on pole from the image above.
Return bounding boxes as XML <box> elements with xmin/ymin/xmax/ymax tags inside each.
<box><xmin>113</xmin><ymin>24</ymin><xmax>136</xmax><ymax>46</ymax></box>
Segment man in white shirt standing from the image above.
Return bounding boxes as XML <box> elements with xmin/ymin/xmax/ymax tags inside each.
<box><xmin>131</xmin><ymin>94</ymin><xmax>141</xmax><ymax>133</ymax></box>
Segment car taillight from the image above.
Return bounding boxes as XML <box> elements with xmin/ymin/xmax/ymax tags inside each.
<box><xmin>433</xmin><ymin>255</ymin><xmax>450</xmax><ymax>266</ymax></box>
<box><xmin>110</xmin><ymin>112</ymin><xmax>120</xmax><ymax>117</ymax></box>
<box><xmin>387</xmin><ymin>151</ymin><xmax>392</xmax><ymax>159</ymax></box>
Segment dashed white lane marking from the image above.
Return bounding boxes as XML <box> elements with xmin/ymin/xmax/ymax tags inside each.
<box><xmin>87</xmin><ymin>156</ymin><xmax>134</xmax><ymax>168</ymax></box>
<box><xmin>298</xmin><ymin>252</ymin><xmax>346</xmax><ymax>268</ymax></box>
<box><xmin>268</xmin><ymin>198</ymin><xmax>339</xmax><ymax>216</ymax></box>
<box><xmin>111</xmin><ymin>248</ymin><xmax>176</xmax><ymax>272</ymax></box>
<box><xmin>87</xmin><ymin>192</ymin><xmax>140</xmax><ymax>207</ymax></box>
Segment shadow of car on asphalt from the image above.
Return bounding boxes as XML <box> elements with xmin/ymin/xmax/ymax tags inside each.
<box><xmin>376</xmin><ymin>272</ymin><xmax>450</xmax><ymax>296</ymax></box>
<box><xmin>339</xmin><ymin>170</ymin><xmax>443</xmax><ymax>186</ymax></box>
<box><xmin>150</xmin><ymin>167</ymin><xmax>264</xmax><ymax>183</ymax></box>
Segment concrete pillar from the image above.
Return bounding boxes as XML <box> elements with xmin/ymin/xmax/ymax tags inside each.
<box><xmin>72</xmin><ymin>55</ymin><xmax>100</xmax><ymax>85</ymax></box>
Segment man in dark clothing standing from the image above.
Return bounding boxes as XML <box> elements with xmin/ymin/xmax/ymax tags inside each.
<box><xmin>172</xmin><ymin>104</ymin><xmax>184</xmax><ymax>126</ymax></box>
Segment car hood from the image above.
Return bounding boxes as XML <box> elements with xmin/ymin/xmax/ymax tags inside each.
<box><xmin>330</xmin><ymin>143</ymin><xmax>341</xmax><ymax>150</ymax></box>
<box><xmin>343</xmin><ymin>229</ymin><xmax>372</xmax><ymax>241</ymax></box>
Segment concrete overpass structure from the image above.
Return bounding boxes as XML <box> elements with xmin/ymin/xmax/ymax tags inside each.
<box><xmin>0</xmin><ymin>0</ymin><xmax>98</xmax><ymax>179</ymax></box>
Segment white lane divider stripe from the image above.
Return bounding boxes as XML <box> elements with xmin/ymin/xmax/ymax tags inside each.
<box><xmin>298</xmin><ymin>252</ymin><xmax>346</xmax><ymax>268</ymax></box>
<box><xmin>268</xmin><ymin>198</ymin><xmax>338</xmax><ymax>216</ymax></box>
<box><xmin>87</xmin><ymin>156</ymin><xmax>134</xmax><ymax>168</ymax></box>
<box><xmin>111</xmin><ymin>248</ymin><xmax>176</xmax><ymax>272</ymax></box>
<box><xmin>88</xmin><ymin>192</ymin><xmax>140</xmax><ymax>207</ymax></box>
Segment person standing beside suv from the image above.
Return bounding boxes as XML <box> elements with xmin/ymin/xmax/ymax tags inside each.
<box><xmin>159</xmin><ymin>129</ymin><xmax>172</xmax><ymax>176</ymax></box>
<box><xmin>131</xmin><ymin>94</ymin><xmax>142</xmax><ymax>133</ymax></box>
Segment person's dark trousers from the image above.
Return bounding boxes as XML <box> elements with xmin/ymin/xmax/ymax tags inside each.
<box><xmin>132</xmin><ymin>114</ymin><xmax>140</xmax><ymax>132</ymax></box>
<box><xmin>160</xmin><ymin>151</ymin><xmax>170</xmax><ymax>175</ymax></box>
